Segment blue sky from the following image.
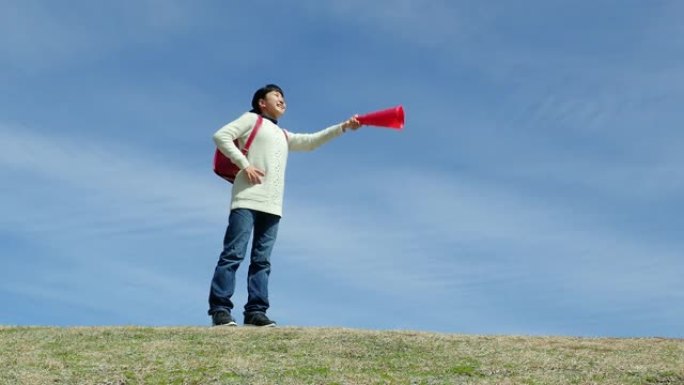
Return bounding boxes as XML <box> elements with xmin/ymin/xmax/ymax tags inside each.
<box><xmin>1</xmin><ymin>1</ymin><xmax>682</xmax><ymax>338</ymax></box>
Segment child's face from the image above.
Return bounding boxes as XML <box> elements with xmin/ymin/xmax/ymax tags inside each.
<box><xmin>259</xmin><ymin>90</ymin><xmax>286</xmax><ymax>119</ymax></box>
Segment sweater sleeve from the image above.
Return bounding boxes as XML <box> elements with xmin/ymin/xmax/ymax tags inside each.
<box><xmin>213</xmin><ymin>112</ymin><xmax>256</xmax><ymax>170</ymax></box>
<box><xmin>286</xmin><ymin>124</ymin><xmax>345</xmax><ymax>152</ymax></box>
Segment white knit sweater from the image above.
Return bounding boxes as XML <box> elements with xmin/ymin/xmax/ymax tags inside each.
<box><xmin>213</xmin><ymin>112</ymin><xmax>345</xmax><ymax>216</ymax></box>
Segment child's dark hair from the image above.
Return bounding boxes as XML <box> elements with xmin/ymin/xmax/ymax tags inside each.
<box><xmin>250</xmin><ymin>84</ymin><xmax>284</xmax><ymax>112</ymax></box>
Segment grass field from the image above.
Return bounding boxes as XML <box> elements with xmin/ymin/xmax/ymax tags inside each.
<box><xmin>1</xmin><ymin>326</ymin><xmax>682</xmax><ymax>385</ymax></box>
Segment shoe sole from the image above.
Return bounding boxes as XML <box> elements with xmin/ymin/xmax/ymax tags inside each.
<box><xmin>213</xmin><ymin>321</ymin><xmax>238</xmax><ymax>327</ymax></box>
<box><xmin>244</xmin><ymin>323</ymin><xmax>276</xmax><ymax>327</ymax></box>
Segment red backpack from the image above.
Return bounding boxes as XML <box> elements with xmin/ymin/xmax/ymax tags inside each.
<box><xmin>213</xmin><ymin>115</ymin><xmax>264</xmax><ymax>183</ymax></box>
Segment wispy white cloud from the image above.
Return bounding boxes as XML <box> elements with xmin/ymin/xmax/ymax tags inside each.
<box><xmin>1</xmin><ymin>122</ymin><xmax>223</xmax><ymax>323</ymax></box>
<box><xmin>295</xmin><ymin>0</ymin><xmax>487</xmax><ymax>44</ymax></box>
<box><xmin>3</xmin><ymin>257</ymin><xmax>208</xmax><ymax>325</ymax></box>
<box><xmin>0</xmin><ymin>123</ymin><xmax>224</xmax><ymax>235</ymax></box>
<box><xmin>0</xmin><ymin>0</ymin><xmax>202</xmax><ymax>71</ymax></box>
<box><xmin>281</xmin><ymin>165</ymin><xmax>683</xmax><ymax>311</ymax></box>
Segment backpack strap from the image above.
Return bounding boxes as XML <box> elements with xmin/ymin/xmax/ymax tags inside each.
<box><xmin>241</xmin><ymin>115</ymin><xmax>263</xmax><ymax>154</ymax></box>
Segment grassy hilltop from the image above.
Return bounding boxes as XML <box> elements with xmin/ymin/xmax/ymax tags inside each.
<box><xmin>1</xmin><ymin>326</ymin><xmax>683</xmax><ymax>385</ymax></box>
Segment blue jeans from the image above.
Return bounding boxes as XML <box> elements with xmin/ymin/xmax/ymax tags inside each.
<box><xmin>208</xmin><ymin>208</ymin><xmax>280</xmax><ymax>316</ymax></box>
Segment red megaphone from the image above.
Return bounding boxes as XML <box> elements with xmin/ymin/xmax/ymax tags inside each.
<box><xmin>357</xmin><ymin>105</ymin><xmax>404</xmax><ymax>129</ymax></box>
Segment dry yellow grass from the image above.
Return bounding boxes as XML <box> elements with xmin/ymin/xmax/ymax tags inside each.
<box><xmin>1</xmin><ymin>326</ymin><xmax>682</xmax><ymax>385</ymax></box>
